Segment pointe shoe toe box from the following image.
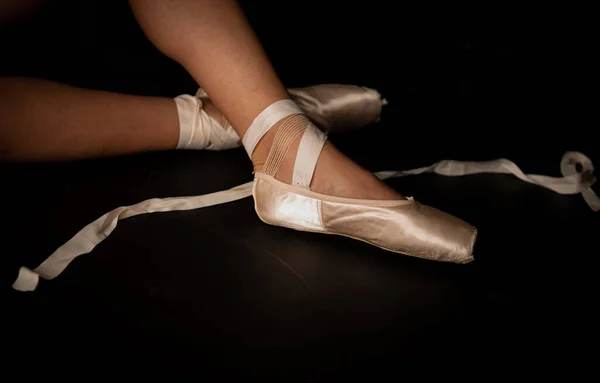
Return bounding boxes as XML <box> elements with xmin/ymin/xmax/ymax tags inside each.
<box><xmin>321</xmin><ymin>200</ymin><xmax>476</xmax><ymax>263</ymax></box>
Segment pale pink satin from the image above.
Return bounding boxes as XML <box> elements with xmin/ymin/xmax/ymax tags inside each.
<box><xmin>288</xmin><ymin>84</ymin><xmax>386</xmax><ymax>132</ymax></box>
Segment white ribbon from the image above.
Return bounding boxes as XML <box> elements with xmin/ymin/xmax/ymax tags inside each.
<box><xmin>12</xmin><ymin>181</ymin><xmax>254</xmax><ymax>292</ymax></box>
<box><xmin>375</xmin><ymin>151</ymin><xmax>598</xmax><ymax>210</ymax></box>
<box><xmin>12</xmin><ymin>151</ymin><xmax>597</xmax><ymax>292</ymax></box>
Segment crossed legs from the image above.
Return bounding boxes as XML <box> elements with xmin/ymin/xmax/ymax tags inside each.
<box><xmin>129</xmin><ymin>0</ymin><xmax>402</xmax><ymax>200</ymax></box>
<box><xmin>1</xmin><ymin>0</ymin><xmax>401</xmax><ymax>199</ymax></box>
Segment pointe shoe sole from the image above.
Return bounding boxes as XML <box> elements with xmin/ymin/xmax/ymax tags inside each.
<box><xmin>253</xmin><ymin>172</ymin><xmax>477</xmax><ymax>264</ymax></box>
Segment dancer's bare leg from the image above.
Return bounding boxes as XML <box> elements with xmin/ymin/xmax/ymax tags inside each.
<box><xmin>0</xmin><ymin>77</ymin><xmax>179</xmax><ymax>162</ymax></box>
<box><xmin>130</xmin><ymin>0</ymin><xmax>402</xmax><ymax>200</ymax></box>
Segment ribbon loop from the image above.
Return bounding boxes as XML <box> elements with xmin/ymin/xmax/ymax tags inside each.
<box><xmin>559</xmin><ymin>151</ymin><xmax>598</xmax><ymax>211</ymax></box>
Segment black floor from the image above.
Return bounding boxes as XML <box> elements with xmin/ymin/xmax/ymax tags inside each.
<box><xmin>2</xmin><ymin>0</ymin><xmax>597</xmax><ymax>377</ymax></box>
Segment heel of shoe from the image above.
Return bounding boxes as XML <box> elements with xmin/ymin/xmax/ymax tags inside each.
<box><xmin>253</xmin><ymin>175</ymin><xmax>326</xmax><ymax>233</ymax></box>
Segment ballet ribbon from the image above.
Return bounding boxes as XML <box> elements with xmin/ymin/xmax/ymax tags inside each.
<box><xmin>376</xmin><ymin>151</ymin><xmax>598</xmax><ymax>209</ymax></box>
<box><xmin>12</xmin><ymin>151</ymin><xmax>597</xmax><ymax>292</ymax></box>
<box><xmin>12</xmin><ymin>181</ymin><xmax>254</xmax><ymax>292</ymax></box>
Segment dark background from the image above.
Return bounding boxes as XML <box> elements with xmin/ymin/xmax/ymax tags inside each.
<box><xmin>1</xmin><ymin>0</ymin><xmax>597</xmax><ymax>378</ymax></box>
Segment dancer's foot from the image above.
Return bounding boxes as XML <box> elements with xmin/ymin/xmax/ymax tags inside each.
<box><xmin>252</xmin><ymin>115</ymin><xmax>404</xmax><ymax>200</ymax></box>
<box><xmin>247</xmin><ymin>106</ymin><xmax>475</xmax><ymax>264</ymax></box>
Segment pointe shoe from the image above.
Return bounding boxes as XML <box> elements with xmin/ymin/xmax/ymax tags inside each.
<box><xmin>287</xmin><ymin>84</ymin><xmax>387</xmax><ymax>133</ymax></box>
<box><xmin>243</xmin><ymin>100</ymin><xmax>477</xmax><ymax>264</ymax></box>
<box><xmin>192</xmin><ymin>84</ymin><xmax>387</xmax><ymax>150</ymax></box>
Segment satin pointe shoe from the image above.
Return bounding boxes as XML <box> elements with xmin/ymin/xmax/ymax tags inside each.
<box><xmin>243</xmin><ymin>100</ymin><xmax>477</xmax><ymax>264</ymax></box>
<box><xmin>287</xmin><ymin>84</ymin><xmax>387</xmax><ymax>133</ymax></box>
<box><xmin>191</xmin><ymin>84</ymin><xmax>386</xmax><ymax>150</ymax></box>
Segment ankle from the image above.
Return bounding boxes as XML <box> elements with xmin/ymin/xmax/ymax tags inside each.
<box><xmin>250</xmin><ymin>115</ymin><xmax>302</xmax><ymax>177</ymax></box>
<box><xmin>250</xmin><ymin>124</ymin><xmax>277</xmax><ymax>172</ymax></box>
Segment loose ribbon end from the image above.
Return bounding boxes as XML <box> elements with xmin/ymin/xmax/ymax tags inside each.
<box><xmin>12</xmin><ymin>267</ymin><xmax>40</xmax><ymax>292</ymax></box>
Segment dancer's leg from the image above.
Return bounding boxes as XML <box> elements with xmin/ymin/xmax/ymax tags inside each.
<box><xmin>0</xmin><ymin>77</ymin><xmax>179</xmax><ymax>162</ymax></box>
<box><xmin>130</xmin><ymin>0</ymin><xmax>402</xmax><ymax>200</ymax></box>
<box><xmin>0</xmin><ymin>76</ymin><xmax>385</xmax><ymax>162</ymax></box>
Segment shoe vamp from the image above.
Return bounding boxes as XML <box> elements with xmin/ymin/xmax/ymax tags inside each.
<box><xmin>320</xmin><ymin>200</ymin><xmax>476</xmax><ymax>262</ymax></box>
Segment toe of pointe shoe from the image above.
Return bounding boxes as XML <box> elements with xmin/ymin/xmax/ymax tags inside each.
<box><xmin>253</xmin><ymin>173</ymin><xmax>476</xmax><ymax>264</ymax></box>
